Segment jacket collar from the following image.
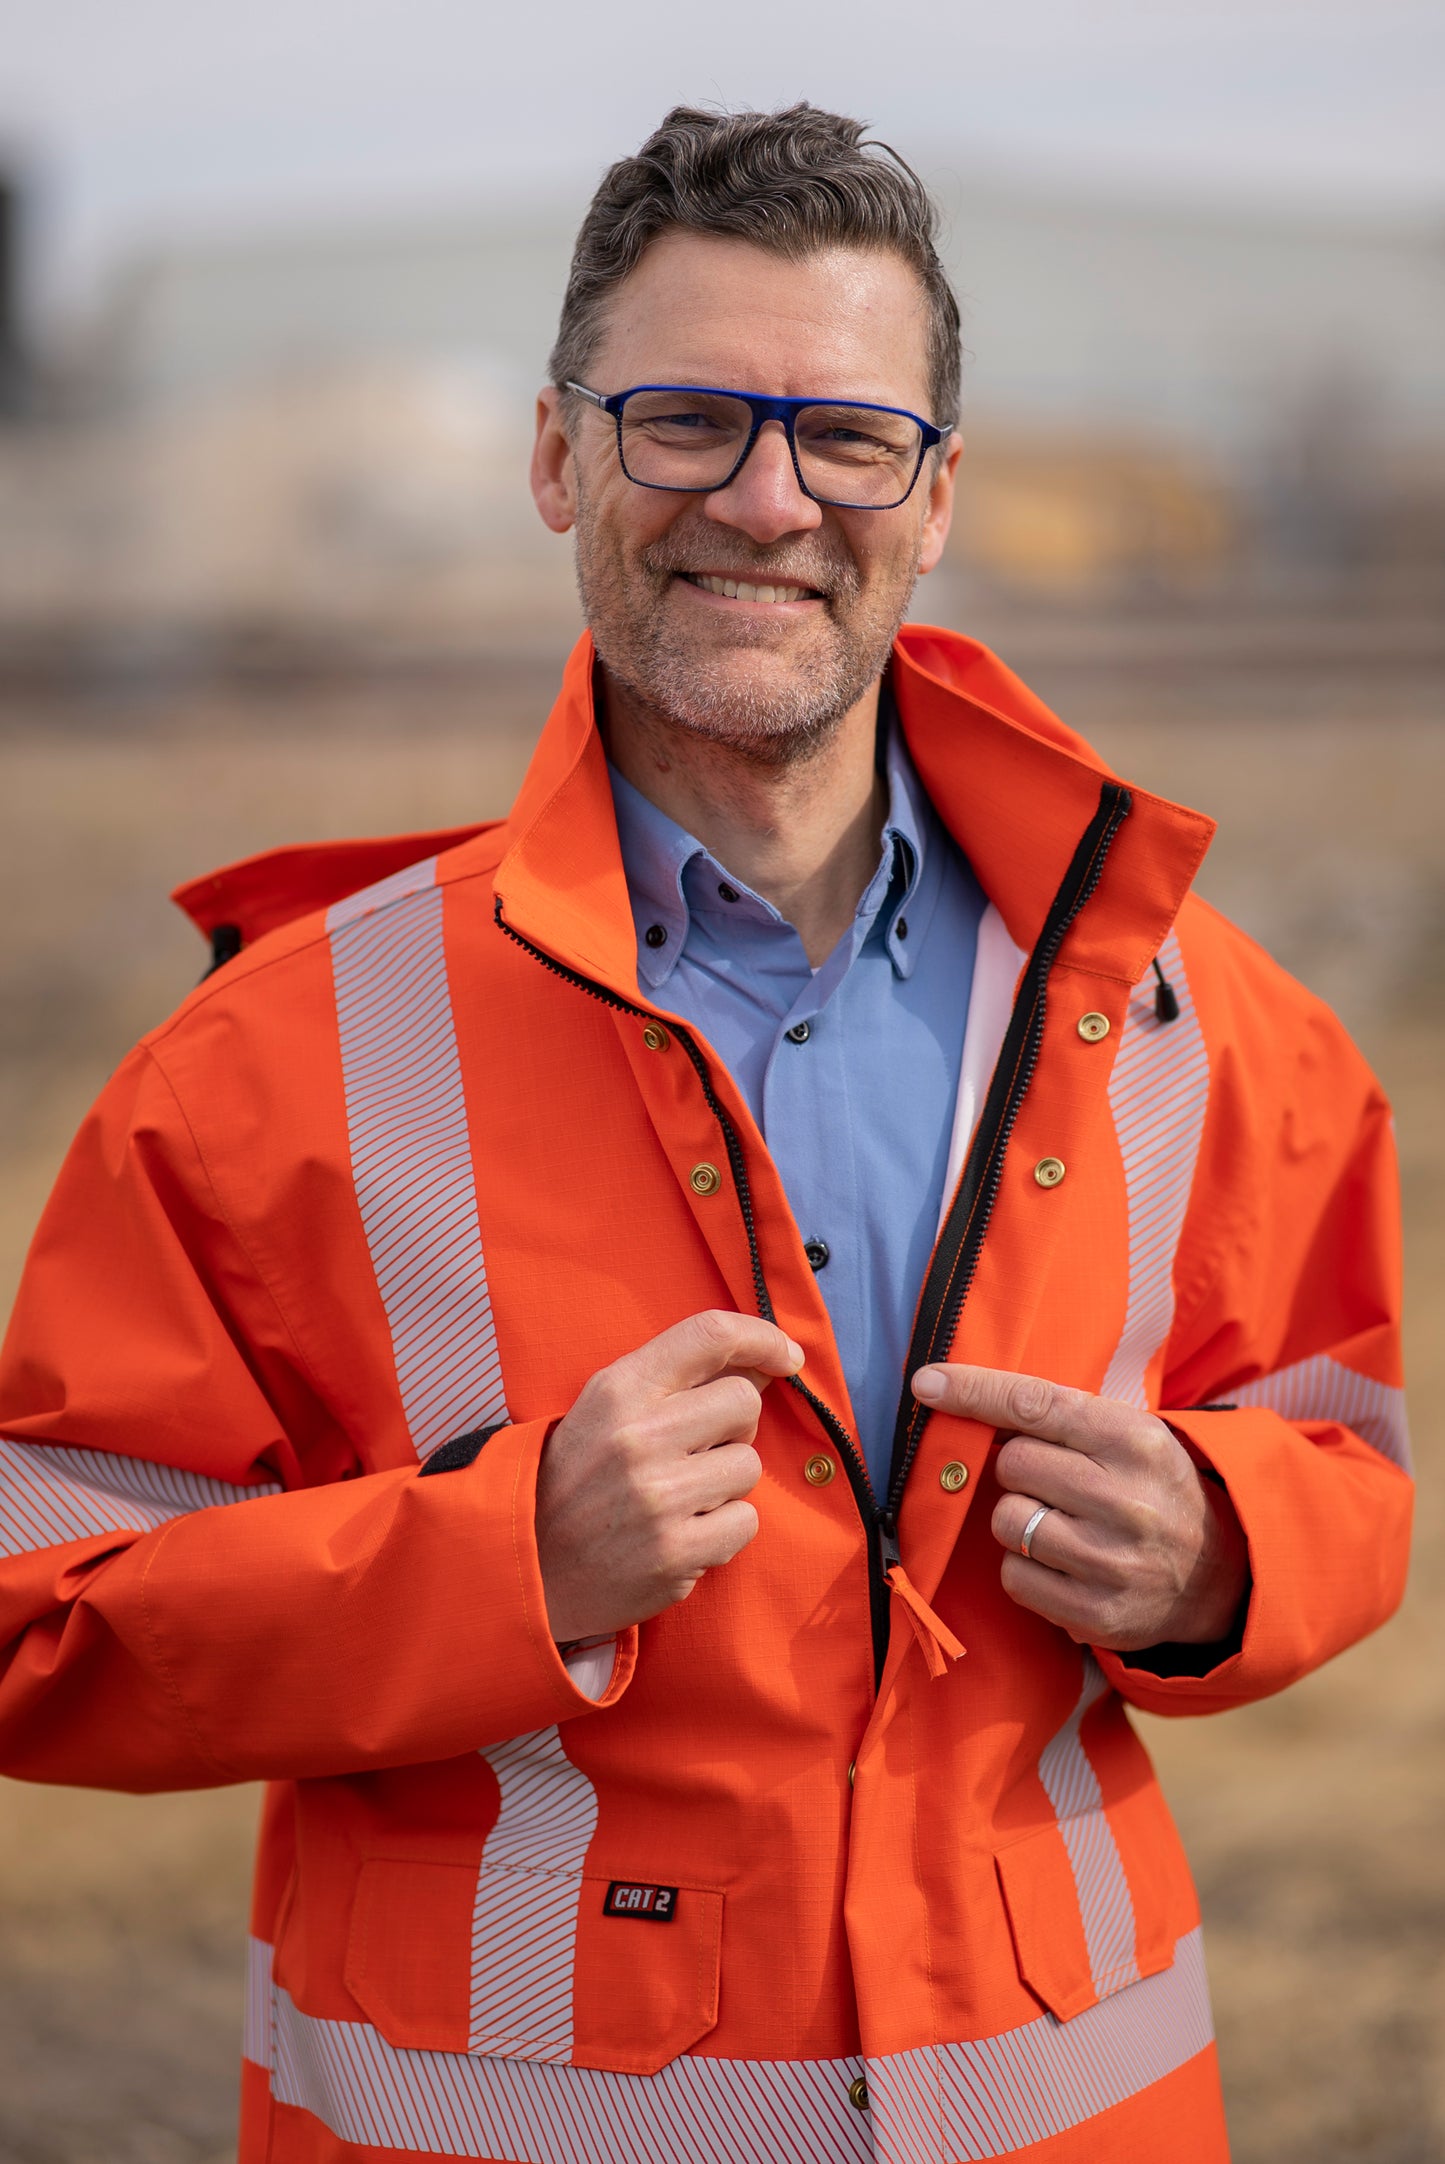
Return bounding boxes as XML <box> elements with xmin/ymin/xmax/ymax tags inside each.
<box><xmin>481</xmin><ymin>627</ymin><xmax>1215</xmax><ymax>999</ymax></box>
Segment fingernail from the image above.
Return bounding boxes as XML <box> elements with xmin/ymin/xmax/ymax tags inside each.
<box><xmin>912</xmin><ymin>1368</ymin><xmax>944</xmax><ymax>1405</ymax></box>
<box><xmin>786</xmin><ymin>1339</ymin><xmax>805</xmax><ymax>1368</ymax></box>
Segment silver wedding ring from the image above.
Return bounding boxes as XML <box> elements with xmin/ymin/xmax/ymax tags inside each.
<box><xmin>1018</xmin><ymin>1503</ymin><xmax>1052</xmax><ymax>1560</ymax></box>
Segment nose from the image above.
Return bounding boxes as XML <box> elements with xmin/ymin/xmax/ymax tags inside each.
<box><xmin>703</xmin><ymin>419</ymin><xmax>823</xmax><ymax>544</ymax></box>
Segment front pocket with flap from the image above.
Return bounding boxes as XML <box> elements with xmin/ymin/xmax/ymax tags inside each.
<box><xmin>345</xmin><ymin>1857</ymin><xmax>723</xmax><ymax>2076</ymax></box>
<box><xmin>995</xmin><ymin>1781</ymin><xmax>1190</xmax><ymax>2023</ymax></box>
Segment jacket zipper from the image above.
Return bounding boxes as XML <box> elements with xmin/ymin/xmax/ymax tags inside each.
<box><xmin>495</xmin><ymin>774</ymin><xmax>1130</xmax><ymax>1690</ymax></box>
<box><xmin>882</xmin><ymin>779</ymin><xmax>1134</xmax><ymax>1525</ymax></box>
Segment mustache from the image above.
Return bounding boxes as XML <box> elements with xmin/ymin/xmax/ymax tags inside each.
<box><xmin>640</xmin><ymin>528</ymin><xmax>859</xmax><ymax>599</ymax></box>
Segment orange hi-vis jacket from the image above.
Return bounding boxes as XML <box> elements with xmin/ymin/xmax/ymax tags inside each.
<box><xmin>0</xmin><ymin>628</ymin><xmax>1412</xmax><ymax>2164</ymax></box>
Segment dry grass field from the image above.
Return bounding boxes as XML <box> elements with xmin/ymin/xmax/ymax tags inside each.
<box><xmin>0</xmin><ymin>639</ymin><xmax>1441</xmax><ymax>2162</ymax></box>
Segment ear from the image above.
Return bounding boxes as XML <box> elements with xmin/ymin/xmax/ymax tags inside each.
<box><xmin>531</xmin><ymin>387</ymin><xmax>577</xmax><ymax>535</ymax></box>
<box><xmin>916</xmin><ymin>433</ymin><xmax>963</xmax><ymax>577</ymax></box>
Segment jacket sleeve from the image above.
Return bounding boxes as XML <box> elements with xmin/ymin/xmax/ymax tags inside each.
<box><xmin>1097</xmin><ymin>936</ymin><xmax>1413</xmax><ymax>1717</ymax></box>
<box><xmin>0</xmin><ymin>1046</ymin><xmax>633</xmax><ymax>1792</ymax></box>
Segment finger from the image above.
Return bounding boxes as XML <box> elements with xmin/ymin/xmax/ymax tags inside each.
<box><xmin>989</xmin><ymin>1494</ymin><xmax>1096</xmax><ymax>1579</ymax></box>
<box><xmin>994</xmin><ymin>1436</ymin><xmax>1112</xmax><ymax>1512</ymax></box>
<box><xmin>997</xmin><ymin>1550</ymin><xmax>1151</xmax><ymax>1649</ymax></box>
<box><xmin>641</xmin><ymin>1374</ymin><xmax>764</xmax><ymax>1457</ymax></box>
<box><xmin>679</xmin><ymin>1496</ymin><xmax>761</xmax><ymax>1571</ymax></box>
<box><xmin>998</xmin><ymin>1550</ymin><xmax>1106</xmax><ymax>1638</ymax></box>
<box><xmin>673</xmin><ymin>1440</ymin><xmax>764</xmax><ymax>1515</ymax></box>
<box><xmin>621</xmin><ymin>1310</ymin><xmax>804</xmax><ymax>1398</ymax></box>
<box><xmin>911</xmin><ymin>1363</ymin><xmax>1147</xmax><ymax>1458</ymax></box>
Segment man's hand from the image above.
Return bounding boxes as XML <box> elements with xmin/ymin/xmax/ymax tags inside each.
<box><xmin>911</xmin><ymin>1364</ymin><xmax>1250</xmax><ymax>1650</ymax></box>
<box><xmin>536</xmin><ymin>1311</ymin><xmax>804</xmax><ymax>1643</ymax></box>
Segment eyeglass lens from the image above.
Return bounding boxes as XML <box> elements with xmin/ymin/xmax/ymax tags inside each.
<box><xmin>617</xmin><ymin>391</ymin><xmax>924</xmax><ymax>507</ymax></box>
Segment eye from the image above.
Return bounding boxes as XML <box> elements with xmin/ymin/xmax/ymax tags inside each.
<box><xmin>798</xmin><ymin>406</ymin><xmax>919</xmax><ymax>465</ymax></box>
<box><xmin>622</xmin><ymin>393</ymin><xmax>747</xmax><ymax>446</ymax></box>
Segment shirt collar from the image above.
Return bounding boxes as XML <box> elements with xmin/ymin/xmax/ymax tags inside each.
<box><xmin>608</xmin><ymin>683</ymin><xmax>934</xmax><ymax>990</ymax></box>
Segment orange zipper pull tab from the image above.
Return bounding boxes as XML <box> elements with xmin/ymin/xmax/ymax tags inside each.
<box><xmin>885</xmin><ymin>1563</ymin><xmax>966</xmax><ymax>1679</ymax></box>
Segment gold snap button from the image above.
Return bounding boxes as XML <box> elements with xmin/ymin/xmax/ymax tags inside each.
<box><xmin>642</xmin><ymin>1022</ymin><xmax>670</xmax><ymax>1052</ymax></box>
<box><xmin>804</xmin><ymin>1453</ymin><xmax>836</xmax><ymax>1486</ymax></box>
<box><xmin>847</xmin><ymin>1760</ymin><xmax>856</xmax><ymax>1788</ymax></box>
<box><xmin>847</xmin><ymin>2076</ymin><xmax>870</xmax><ymax>2112</ymax></box>
<box><xmin>1034</xmin><ymin>1157</ymin><xmax>1066</xmax><ymax>1188</ymax></box>
<box><xmin>689</xmin><ymin>1162</ymin><xmax>721</xmax><ymax>1196</ymax></box>
<box><xmin>1077</xmin><ymin>1011</ymin><xmax>1110</xmax><ymax>1043</ymax></box>
<box><xmin>939</xmin><ymin>1460</ymin><xmax>969</xmax><ymax>1493</ymax></box>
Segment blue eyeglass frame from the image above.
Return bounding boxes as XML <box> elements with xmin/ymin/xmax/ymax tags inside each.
<box><xmin>565</xmin><ymin>381</ymin><xmax>954</xmax><ymax>510</ymax></box>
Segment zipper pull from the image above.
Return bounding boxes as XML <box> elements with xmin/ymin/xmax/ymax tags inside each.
<box><xmin>885</xmin><ymin>1559</ymin><xmax>967</xmax><ymax>1680</ymax></box>
<box><xmin>875</xmin><ymin>1508</ymin><xmax>902</xmax><ymax>1576</ymax></box>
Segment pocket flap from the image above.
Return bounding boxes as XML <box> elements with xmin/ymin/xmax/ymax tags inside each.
<box><xmin>346</xmin><ymin>1857</ymin><xmax>472</xmax><ymax>2053</ymax></box>
<box><xmin>573</xmin><ymin>1874</ymin><xmax>723</xmax><ymax>2074</ymax></box>
<box><xmin>995</xmin><ymin>1806</ymin><xmax>1178</xmax><ymax>2023</ymax></box>
<box><xmin>345</xmin><ymin>1857</ymin><xmax>722</xmax><ymax>2076</ymax></box>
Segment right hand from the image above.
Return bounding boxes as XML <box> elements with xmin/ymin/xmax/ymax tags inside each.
<box><xmin>535</xmin><ymin>1310</ymin><xmax>804</xmax><ymax>1643</ymax></box>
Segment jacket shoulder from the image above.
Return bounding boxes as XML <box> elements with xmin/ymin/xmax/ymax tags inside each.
<box><xmin>1172</xmin><ymin>890</ymin><xmax>1385</xmax><ymax>1179</ymax></box>
<box><xmin>152</xmin><ymin>823</ymin><xmax>511</xmax><ymax>1049</ymax></box>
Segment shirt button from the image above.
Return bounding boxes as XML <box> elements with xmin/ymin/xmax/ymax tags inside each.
<box><xmin>847</xmin><ymin>2076</ymin><xmax>870</xmax><ymax>2112</ymax></box>
<box><xmin>642</xmin><ymin>1022</ymin><xmax>670</xmax><ymax>1052</ymax></box>
<box><xmin>717</xmin><ymin>881</ymin><xmax>740</xmax><ymax>904</ymax></box>
<box><xmin>894</xmin><ymin>916</ymin><xmax>909</xmax><ymax>941</ymax></box>
<box><xmin>785</xmin><ymin>1020</ymin><xmax>812</xmax><ymax>1044</ymax></box>
<box><xmin>1078</xmin><ymin>1011</ymin><xmax>1110</xmax><ymax>1042</ymax></box>
<box><xmin>645</xmin><ymin>924</ymin><xmax>667</xmax><ymax>949</ymax></box>
<box><xmin>939</xmin><ymin>1460</ymin><xmax>969</xmax><ymax>1493</ymax></box>
<box><xmin>690</xmin><ymin>1162</ymin><xmax>722</xmax><ymax>1196</ymax></box>
<box><xmin>804</xmin><ymin>1453</ymin><xmax>836</xmax><ymax>1486</ymax></box>
<box><xmin>804</xmin><ymin>1239</ymin><xmax>830</xmax><ymax>1271</ymax></box>
<box><xmin>1034</xmin><ymin>1157</ymin><xmax>1066</xmax><ymax>1188</ymax></box>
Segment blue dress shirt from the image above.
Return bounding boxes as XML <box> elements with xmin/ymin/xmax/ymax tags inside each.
<box><xmin>609</xmin><ymin>705</ymin><xmax>985</xmax><ymax>1496</ymax></box>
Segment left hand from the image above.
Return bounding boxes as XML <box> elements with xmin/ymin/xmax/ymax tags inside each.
<box><xmin>911</xmin><ymin>1363</ymin><xmax>1250</xmax><ymax>1650</ymax></box>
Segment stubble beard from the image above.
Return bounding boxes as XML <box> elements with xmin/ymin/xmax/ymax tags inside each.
<box><xmin>573</xmin><ymin>494</ymin><xmax>918</xmax><ymax>771</ymax></box>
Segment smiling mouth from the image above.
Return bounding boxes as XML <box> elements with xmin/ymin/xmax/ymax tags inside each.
<box><xmin>678</xmin><ymin>573</ymin><xmax>822</xmax><ymax>605</ymax></box>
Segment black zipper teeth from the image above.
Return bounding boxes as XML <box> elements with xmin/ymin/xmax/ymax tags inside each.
<box><xmin>493</xmin><ymin>898</ymin><xmax>880</xmax><ymax>1532</ymax></box>
<box><xmin>884</xmin><ymin>780</ymin><xmax>1134</xmax><ymax>1514</ymax></box>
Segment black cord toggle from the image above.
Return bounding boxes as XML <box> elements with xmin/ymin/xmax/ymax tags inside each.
<box><xmin>1151</xmin><ymin>956</ymin><xmax>1180</xmax><ymax>1023</ymax></box>
<box><xmin>203</xmin><ymin>923</ymin><xmax>243</xmax><ymax>979</ymax></box>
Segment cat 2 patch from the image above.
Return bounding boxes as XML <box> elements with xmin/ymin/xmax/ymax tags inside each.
<box><xmin>603</xmin><ymin>1881</ymin><xmax>679</xmax><ymax>1922</ymax></box>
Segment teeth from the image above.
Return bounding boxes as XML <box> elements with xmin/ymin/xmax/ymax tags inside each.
<box><xmin>693</xmin><ymin>575</ymin><xmax>808</xmax><ymax>603</ymax></box>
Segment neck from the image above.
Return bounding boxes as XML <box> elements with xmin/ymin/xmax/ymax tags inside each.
<box><xmin>602</xmin><ymin>669</ymin><xmax>889</xmax><ymax>969</ymax></box>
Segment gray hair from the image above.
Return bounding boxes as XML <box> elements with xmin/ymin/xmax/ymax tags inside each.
<box><xmin>549</xmin><ymin>103</ymin><xmax>960</xmax><ymax>430</ymax></box>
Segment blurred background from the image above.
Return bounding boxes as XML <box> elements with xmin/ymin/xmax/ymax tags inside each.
<box><xmin>0</xmin><ymin>3</ymin><xmax>1442</xmax><ymax>2158</ymax></box>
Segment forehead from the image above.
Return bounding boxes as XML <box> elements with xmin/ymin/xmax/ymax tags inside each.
<box><xmin>587</xmin><ymin>230</ymin><xmax>934</xmax><ymax>413</ymax></box>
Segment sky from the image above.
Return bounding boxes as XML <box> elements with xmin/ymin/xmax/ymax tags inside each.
<box><xmin>3</xmin><ymin>0</ymin><xmax>1443</xmax><ymax>316</ymax></box>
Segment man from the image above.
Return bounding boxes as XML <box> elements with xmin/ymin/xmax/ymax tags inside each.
<box><xmin>0</xmin><ymin>105</ymin><xmax>1411</xmax><ymax>2164</ymax></box>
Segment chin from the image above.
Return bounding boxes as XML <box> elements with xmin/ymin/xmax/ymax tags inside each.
<box><xmin>640</xmin><ymin>654</ymin><xmax>857</xmax><ymax>752</ymax></box>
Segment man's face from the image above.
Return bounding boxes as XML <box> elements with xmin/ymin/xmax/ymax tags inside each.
<box><xmin>532</xmin><ymin>231</ymin><xmax>959</xmax><ymax>760</ymax></box>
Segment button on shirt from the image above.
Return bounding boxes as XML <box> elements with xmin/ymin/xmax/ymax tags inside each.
<box><xmin>609</xmin><ymin>713</ymin><xmax>985</xmax><ymax>1495</ymax></box>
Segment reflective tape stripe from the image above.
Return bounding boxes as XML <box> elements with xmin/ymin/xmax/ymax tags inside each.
<box><xmin>246</xmin><ymin>1927</ymin><xmax>1212</xmax><ymax>2162</ymax></box>
<box><xmin>1100</xmin><ymin>931</ymin><xmax>1210</xmax><ymax>1410</ymax></box>
<box><xmin>245</xmin><ymin>1932</ymin><xmax>274</xmax><ymax>2071</ymax></box>
<box><xmin>328</xmin><ymin>860</ymin><xmax>511</xmax><ymax>1461</ymax></box>
<box><xmin>1227</xmin><ymin>1352</ymin><xmax>1412</xmax><ymax>1472</ymax></box>
<box><xmin>471</xmin><ymin>1727</ymin><xmax>600</xmax><ymax>2059</ymax></box>
<box><xmin>936</xmin><ymin>1927</ymin><xmax>1213</xmax><ymax>2158</ymax></box>
<box><xmin>1036</xmin><ymin>1653</ymin><xmax>1139</xmax><ymax>2001</ymax></box>
<box><xmin>0</xmin><ymin>1437</ymin><xmax>280</xmax><ymax>1562</ymax></box>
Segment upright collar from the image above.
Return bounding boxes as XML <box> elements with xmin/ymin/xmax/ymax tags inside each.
<box><xmin>482</xmin><ymin>628</ymin><xmax>1214</xmax><ymax>1002</ymax></box>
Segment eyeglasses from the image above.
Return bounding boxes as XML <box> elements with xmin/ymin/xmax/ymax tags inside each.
<box><xmin>565</xmin><ymin>382</ymin><xmax>953</xmax><ymax>511</ymax></box>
